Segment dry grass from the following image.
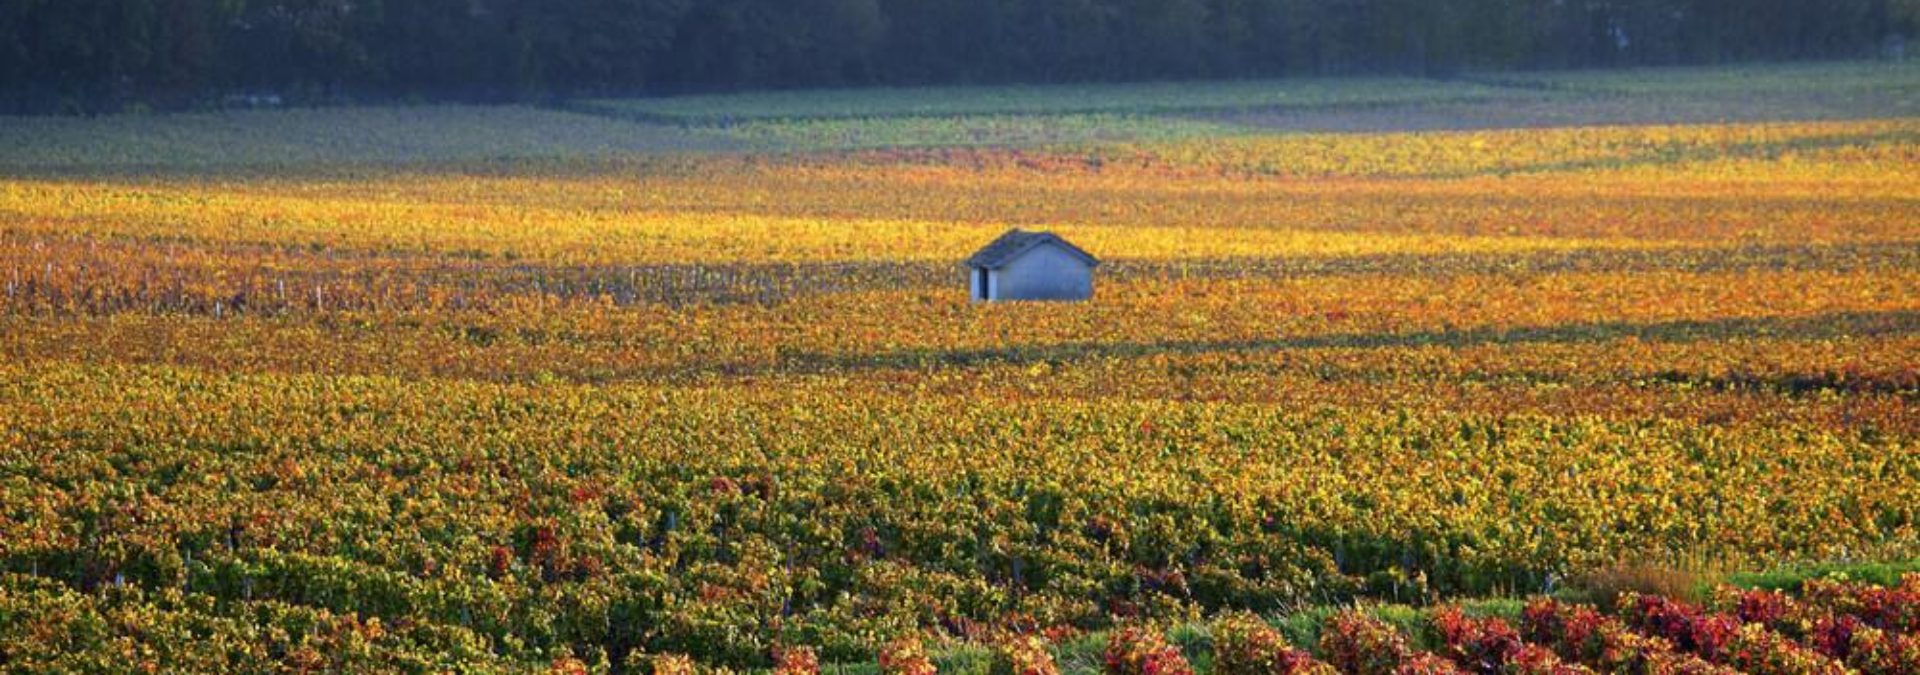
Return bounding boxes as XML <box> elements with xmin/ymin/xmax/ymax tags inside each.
<box><xmin>1570</xmin><ymin>558</ymin><xmax>1732</xmax><ymax>611</ymax></box>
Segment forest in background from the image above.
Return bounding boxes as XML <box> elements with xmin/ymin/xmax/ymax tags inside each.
<box><xmin>2</xmin><ymin>0</ymin><xmax>1916</xmax><ymax>114</ymax></box>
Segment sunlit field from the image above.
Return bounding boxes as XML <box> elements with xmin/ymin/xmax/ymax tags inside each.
<box><xmin>1</xmin><ymin>65</ymin><xmax>1916</xmax><ymax>672</ymax></box>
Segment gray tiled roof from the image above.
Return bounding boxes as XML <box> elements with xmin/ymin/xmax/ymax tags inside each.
<box><xmin>965</xmin><ymin>229</ymin><xmax>1099</xmax><ymax>269</ymax></box>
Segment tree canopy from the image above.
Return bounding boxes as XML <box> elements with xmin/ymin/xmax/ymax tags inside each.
<box><xmin>2</xmin><ymin>0</ymin><xmax>1912</xmax><ymax>113</ymax></box>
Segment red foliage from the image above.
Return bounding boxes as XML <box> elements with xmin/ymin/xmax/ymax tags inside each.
<box><xmin>1521</xmin><ymin>597</ymin><xmax>1733</xmax><ymax>674</ymax></box>
<box><xmin>1392</xmin><ymin>653</ymin><xmax>1466</xmax><ymax>675</ymax></box>
<box><xmin>1209</xmin><ymin>612</ymin><xmax>1334</xmax><ymax>675</ymax></box>
<box><xmin>1102</xmin><ymin>626</ymin><xmax>1193</xmax><ymax>675</ymax></box>
<box><xmin>488</xmin><ymin>545</ymin><xmax>514</xmax><ymax>579</ymax></box>
<box><xmin>773</xmin><ymin>646</ymin><xmax>820</xmax><ymax>675</ymax></box>
<box><xmin>1802</xmin><ymin>576</ymin><xmax>1920</xmax><ymax>634</ymax></box>
<box><xmin>1812</xmin><ymin>615</ymin><xmax>1920</xmax><ymax>675</ymax></box>
<box><xmin>1429</xmin><ymin>606</ymin><xmax>1526</xmax><ymax>673</ymax></box>
<box><xmin>1618</xmin><ymin>593</ymin><xmax>1847</xmax><ymax>674</ymax></box>
<box><xmin>878</xmin><ymin>637</ymin><xmax>937</xmax><ymax>675</ymax></box>
<box><xmin>1733</xmin><ymin>589</ymin><xmax>1802</xmax><ymax>632</ymax></box>
<box><xmin>1318</xmin><ymin>611</ymin><xmax>1412</xmax><ymax>675</ymax></box>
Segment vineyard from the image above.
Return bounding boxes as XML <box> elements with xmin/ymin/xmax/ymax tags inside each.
<box><xmin>6</xmin><ymin>566</ymin><xmax>1919</xmax><ymax>673</ymax></box>
<box><xmin>1</xmin><ymin>67</ymin><xmax>1917</xmax><ymax>672</ymax></box>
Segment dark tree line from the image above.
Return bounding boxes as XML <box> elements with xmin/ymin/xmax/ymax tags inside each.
<box><xmin>2</xmin><ymin>0</ymin><xmax>1914</xmax><ymax>113</ymax></box>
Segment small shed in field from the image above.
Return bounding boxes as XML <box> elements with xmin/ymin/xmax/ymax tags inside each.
<box><xmin>966</xmin><ymin>229</ymin><xmax>1098</xmax><ymax>302</ymax></box>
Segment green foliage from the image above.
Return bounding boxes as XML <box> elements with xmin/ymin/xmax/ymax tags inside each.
<box><xmin>1453</xmin><ymin>598</ymin><xmax>1525</xmax><ymax>622</ymax></box>
<box><xmin>1368</xmin><ymin>605</ymin><xmax>1438</xmax><ymax>652</ymax></box>
<box><xmin>1727</xmin><ymin>559</ymin><xmax>1920</xmax><ymax>594</ymax></box>
<box><xmin>0</xmin><ymin>573</ymin><xmax>523</xmax><ymax>672</ymax></box>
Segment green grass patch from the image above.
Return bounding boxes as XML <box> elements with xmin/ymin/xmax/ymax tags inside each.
<box><xmin>721</xmin><ymin>113</ymin><xmax>1250</xmax><ymax>150</ymax></box>
<box><xmin>9</xmin><ymin>62</ymin><xmax>1915</xmax><ymax>170</ymax></box>
<box><xmin>1472</xmin><ymin>59</ymin><xmax>1920</xmax><ymax>97</ymax></box>
<box><xmin>1725</xmin><ymin>558</ymin><xmax>1920</xmax><ymax>593</ymax></box>
<box><xmin>575</xmin><ymin>77</ymin><xmax>1515</xmax><ymax>124</ymax></box>
<box><xmin>0</xmin><ymin>105</ymin><xmax>736</xmax><ymax>175</ymax></box>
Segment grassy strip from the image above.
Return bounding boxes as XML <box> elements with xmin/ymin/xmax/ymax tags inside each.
<box><xmin>1465</xmin><ymin>60</ymin><xmax>1920</xmax><ymax>97</ymax></box>
<box><xmin>571</xmin><ymin>78</ymin><xmax>1516</xmax><ymax>125</ymax></box>
<box><xmin>0</xmin><ymin>105</ymin><xmax>740</xmax><ymax>176</ymax></box>
<box><xmin>572</xmin><ymin>60</ymin><xmax>1915</xmax><ymax>129</ymax></box>
<box><xmin>1725</xmin><ymin>558</ymin><xmax>1920</xmax><ymax>593</ymax></box>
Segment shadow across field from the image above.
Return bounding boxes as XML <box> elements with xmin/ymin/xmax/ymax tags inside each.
<box><xmin>759</xmin><ymin>310</ymin><xmax>1919</xmax><ymax>384</ymax></box>
<box><xmin>7</xmin><ymin>235</ymin><xmax>1912</xmax><ymax>314</ymax></box>
<box><xmin>1112</xmin><ymin>242</ymin><xmax>1918</xmax><ymax>282</ymax></box>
